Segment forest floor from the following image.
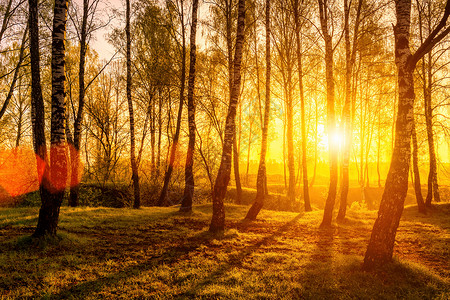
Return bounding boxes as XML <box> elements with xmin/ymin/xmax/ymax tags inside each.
<box><xmin>0</xmin><ymin>203</ymin><xmax>449</xmax><ymax>299</ymax></box>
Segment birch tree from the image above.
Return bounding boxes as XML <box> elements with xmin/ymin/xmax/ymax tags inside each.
<box><xmin>210</xmin><ymin>0</ymin><xmax>245</xmax><ymax>233</ymax></box>
<box><xmin>180</xmin><ymin>0</ymin><xmax>199</xmax><ymax>212</ymax></box>
<box><xmin>363</xmin><ymin>0</ymin><xmax>450</xmax><ymax>270</ymax></box>
<box><xmin>34</xmin><ymin>0</ymin><xmax>69</xmax><ymax>237</ymax></box>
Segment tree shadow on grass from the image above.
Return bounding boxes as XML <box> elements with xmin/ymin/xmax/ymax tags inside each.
<box><xmin>178</xmin><ymin>213</ymin><xmax>304</xmax><ymax>297</ymax></box>
<box><xmin>45</xmin><ymin>213</ymin><xmax>303</xmax><ymax>299</ymax></box>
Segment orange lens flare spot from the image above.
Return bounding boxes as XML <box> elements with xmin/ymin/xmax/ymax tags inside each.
<box><xmin>43</xmin><ymin>143</ymin><xmax>83</xmax><ymax>192</ymax></box>
<box><xmin>0</xmin><ymin>147</ymin><xmax>41</xmax><ymax>202</ymax></box>
<box><xmin>0</xmin><ymin>144</ymin><xmax>83</xmax><ymax>204</ymax></box>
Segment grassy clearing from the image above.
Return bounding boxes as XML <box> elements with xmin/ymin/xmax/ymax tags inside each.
<box><xmin>0</xmin><ymin>203</ymin><xmax>449</xmax><ymax>299</ymax></box>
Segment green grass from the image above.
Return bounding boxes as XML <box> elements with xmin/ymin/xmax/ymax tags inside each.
<box><xmin>0</xmin><ymin>203</ymin><xmax>449</xmax><ymax>299</ymax></box>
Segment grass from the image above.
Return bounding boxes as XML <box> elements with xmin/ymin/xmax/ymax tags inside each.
<box><xmin>0</xmin><ymin>203</ymin><xmax>449</xmax><ymax>299</ymax></box>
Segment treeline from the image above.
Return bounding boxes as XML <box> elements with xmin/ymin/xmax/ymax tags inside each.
<box><xmin>0</xmin><ymin>0</ymin><xmax>449</xmax><ymax>270</ymax></box>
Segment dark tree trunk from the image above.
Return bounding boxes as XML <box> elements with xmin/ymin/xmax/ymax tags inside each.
<box><xmin>29</xmin><ymin>0</ymin><xmax>51</xmax><ymax>237</ymax></box>
<box><xmin>233</xmin><ymin>133</ymin><xmax>242</xmax><ymax>204</ymax></box>
<box><xmin>293</xmin><ymin>0</ymin><xmax>311</xmax><ymax>212</ymax></box>
<box><xmin>286</xmin><ymin>65</ymin><xmax>295</xmax><ymax>207</ymax></box>
<box><xmin>158</xmin><ymin>0</ymin><xmax>187</xmax><ymax>207</ymax></box>
<box><xmin>424</xmin><ymin>52</ymin><xmax>440</xmax><ymax>207</ymax></box>
<box><xmin>0</xmin><ymin>25</ymin><xmax>28</xmax><ymax>121</ymax></box>
<box><xmin>210</xmin><ymin>0</ymin><xmax>245</xmax><ymax>233</ymax></box>
<box><xmin>411</xmin><ymin>120</ymin><xmax>426</xmax><ymax>213</ymax></box>
<box><xmin>318</xmin><ymin>0</ymin><xmax>338</xmax><ymax>228</ymax></box>
<box><xmin>180</xmin><ymin>0</ymin><xmax>199</xmax><ymax>212</ymax></box>
<box><xmin>34</xmin><ymin>0</ymin><xmax>69</xmax><ymax>237</ymax></box>
<box><xmin>69</xmin><ymin>0</ymin><xmax>89</xmax><ymax>207</ymax></box>
<box><xmin>363</xmin><ymin>0</ymin><xmax>450</xmax><ymax>270</ymax></box>
<box><xmin>337</xmin><ymin>0</ymin><xmax>362</xmax><ymax>221</ymax></box>
<box><xmin>126</xmin><ymin>0</ymin><xmax>141</xmax><ymax>209</ymax></box>
<box><xmin>246</xmin><ymin>0</ymin><xmax>270</xmax><ymax>220</ymax></box>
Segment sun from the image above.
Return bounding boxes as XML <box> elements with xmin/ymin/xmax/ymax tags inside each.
<box><xmin>318</xmin><ymin>125</ymin><xmax>345</xmax><ymax>150</ymax></box>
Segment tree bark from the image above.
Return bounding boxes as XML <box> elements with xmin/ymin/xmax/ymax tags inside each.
<box><xmin>69</xmin><ymin>0</ymin><xmax>89</xmax><ymax>207</ymax></box>
<box><xmin>126</xmin><ymin>0</ymin><xmax>141</xmax><ymax>209</ymax></box>
<box><xmin>210</xmin><ymin>0</ymin><xmax>245</xmax><ymax>233</ymax></box>
<box><xmin>337</xmin><ymin>0</ymin><xmax>362</xmax><ymax>221</ymax></box>
<box><xmin>293</xmin><ymin>0</ymin><xmax>311</xmax><ymax>212</ymax></box>
<box><xmin>411</xmin><ymin>120</ymin><xmax>426</xmax><ymax>213</ymax></box>
<box><xmin>246</xmin><ymin>0</ymin><xmax>270</xmax><ymax>220</ymax></box>
<box><xmin>233</xmin><ymin>132</ymin><xmax>242</xmax><ymax>204</ymax></box>
<box><xmin>34</xmin><ymin>0</ymin><xmax>69</xmax><ymax>237</ymax></box>
<box><xmin>363</xmin><ymin>0</ymin><xmax>450</xmax><ymax>270</ymax></box>
<box><xmin>180</xmin><ymin>0</ymin><xmax>199</xmax><ymax>212</ymax></box>
<box><xmin>423</xmin><ymin>51</ymin><xmax>440</xmax><ymax>207</ymax></box>
<box><xmin>318</xmin><ymin>0</ymin><xmax>338</xmax><ymax>228</ymax></box>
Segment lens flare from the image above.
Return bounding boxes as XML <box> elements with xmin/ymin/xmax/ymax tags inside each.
<box><xmin>0</xmin><ymin>144</ymin><xmax>83</xmax><ymax>205</ymax></box>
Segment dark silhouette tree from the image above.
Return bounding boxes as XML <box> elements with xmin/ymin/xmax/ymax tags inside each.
<box><xmin>293</xmin><ymin>0</ymin><xmax>311</xmax><ymax>212</ymax></box>
<box><xmin>180</xmin><ymin>0</ymin><xmax>199</xmax><ymax>212</ymax></box>
<box><xmin>126</xmin><ymin>0</ymin><xmax>141</xmax><ymax>209</ymax></box>
<box><xmin>337</xmin><ymin>0</ymin><xmax>362</xmax><ymax>221</ymax></box>
<box><xmin>245</xmin><ymin>0</ymin><xmax>271</xmax><ymax>220</ymax></box>
<box><xmin>318</xmin><ymin>0</ymin><xmax>338</xmax><ymax>228</ymax></box>
<box><xmin>411</xmin><ymin>118</ymin><xmax>426</xmax><ymax>213</ymax></box>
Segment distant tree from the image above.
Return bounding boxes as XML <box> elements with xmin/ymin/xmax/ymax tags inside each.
<box><xmin>180</xmin><ymin>0</ymin><xmax>199</xmax><ymax>212</ymax></box>
<box><xmin>0</xmin><ymin>24</ymin><xmax>28</xmax><ymax>121</ymax></box>
<box><xmin>411</xmin><ymin>118</ymin><xmax>426</xmax><ymax>213</ymax></box>
<box><xmin>416</xmin><ymin>0</ymin><xmax>443</xmax><ymax>207</ymax></box>
<box><xmin>67</xmin><ymin>0</ymin><xmax>104</xmax><ymax>207</ymax></box>
<box><xmin>158</xmin><ymin>0</ymin><xmax>187</xmax><ymax>206</ymax></box>
<box><xmin>272</xmin><ymin>0</ymin><xmax>296</xmax><ymax>206</ymax></box>
<box><xmin>210</xmin><ymin>0</ymin><xmax>245</xmax><ymax>232</ymax></box>
<box><xmin>126</xmin><ymin>0</ymin><xmax>141</xmax><ymax>208</ymax></box>
<box><xmin>363</xmin><ymin>0</ymin><xmax>450</xmax><ymax>270</ymax></box>
<box><xmin>246</xmin><ymin>0</ymin><xmax>271</xmax><ymax>220</ymax></box>
<box><xmin>33</xmin><ymin>0</ymin><xmax>69</xmax><ymax>237</ymax></box>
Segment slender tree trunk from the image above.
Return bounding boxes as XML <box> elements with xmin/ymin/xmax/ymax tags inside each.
<box><xmin>337</xmin><ymin>0</ymin><xmax>362</xmax><ymax>221</ymax></box>
<box><xmin>34</xmin><ymin>0</ymin><xmax>69</xmax><ymax>237</ymax></box>
<box><xmin>293</xmin><ymin>0</ymin><xmax>311</xmax><ymax>212</ymax></box>
<box><xmin>29</xmin><ymin>0</ymin><xmax>51</xmax><ymax>237</ymax></box>
<box><xmin>310</xmin><ymin>94</ymin><xmax>318</xmax><ymax>188</ymax></box>
<box><xmin>286</xmin><ymin>67</ymin><xmax>295</xmax><ymax>207</ymax></box>
<box><xmin>424</xmin><ymin>51</ymin><xmax>440</xmax><ymax>206</ymax></box>
<box><xmin>0</xmin><ymin>24</ymin><xmax>28</xmax><ymax>121</ymax></box>
<box><xmin>246</xmin><ymin>119</ymin><xmax>252</xmax><ymax>186</ymax></box>
<box><xmin>246</xmin><ymin>0</ymin><xmax>270</xmax><ymax>220</ymax></box>
<box><xmin>69</xmin><ymin>0</ymin><xmax>89</xmax><ymax>207</ymax></box>
<box><xmin>377</xmin><ymin>103</ymin><xmax>382</xmax><ymax>188</ymax></box>
<box><xmin>180</xmin><ymin>0</ymin><xmax>199</xmax><ymax>212</ymax></box>
<box><xmin>318</xmin><ymin>0</ymin><xmax>338</xmax><ymax>227</ymax></box>
<box><xmin>225</xmin><ymin>0</ymin><xmax>243</xmax><ymax>205</ymax></box>
<box><xmin>126</xmin><ymin>0</ymin><xmax>141</xmax><ymax>209</ymax></box>
<box><xmin>412</xmin><ymin>120</ymin><xmax>426</xmax><ymax>213</ymax></box>
<box><xmin>0</xmin><ymin>0</ymin><xmax>13</xmax><ymax>44</ymax></box>
<box><xmin>233</xmin><ymin>133</ymin><xmax>242</xmax><ymax>203</ymax></box>
<box><xmin>210</xmin><ymin>0</ymin><xmax>245</xmax><ymax>233</ymax></box>
<box><xmin>158</xmin><ymin>0</ymin><xmax>187</xmax><ymax>206</ymax></box>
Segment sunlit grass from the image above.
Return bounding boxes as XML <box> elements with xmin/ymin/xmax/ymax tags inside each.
<box><xmin>0</xmin><ymin>203</ymin><xmax>449</xmax><ymax>298</ymax></box>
